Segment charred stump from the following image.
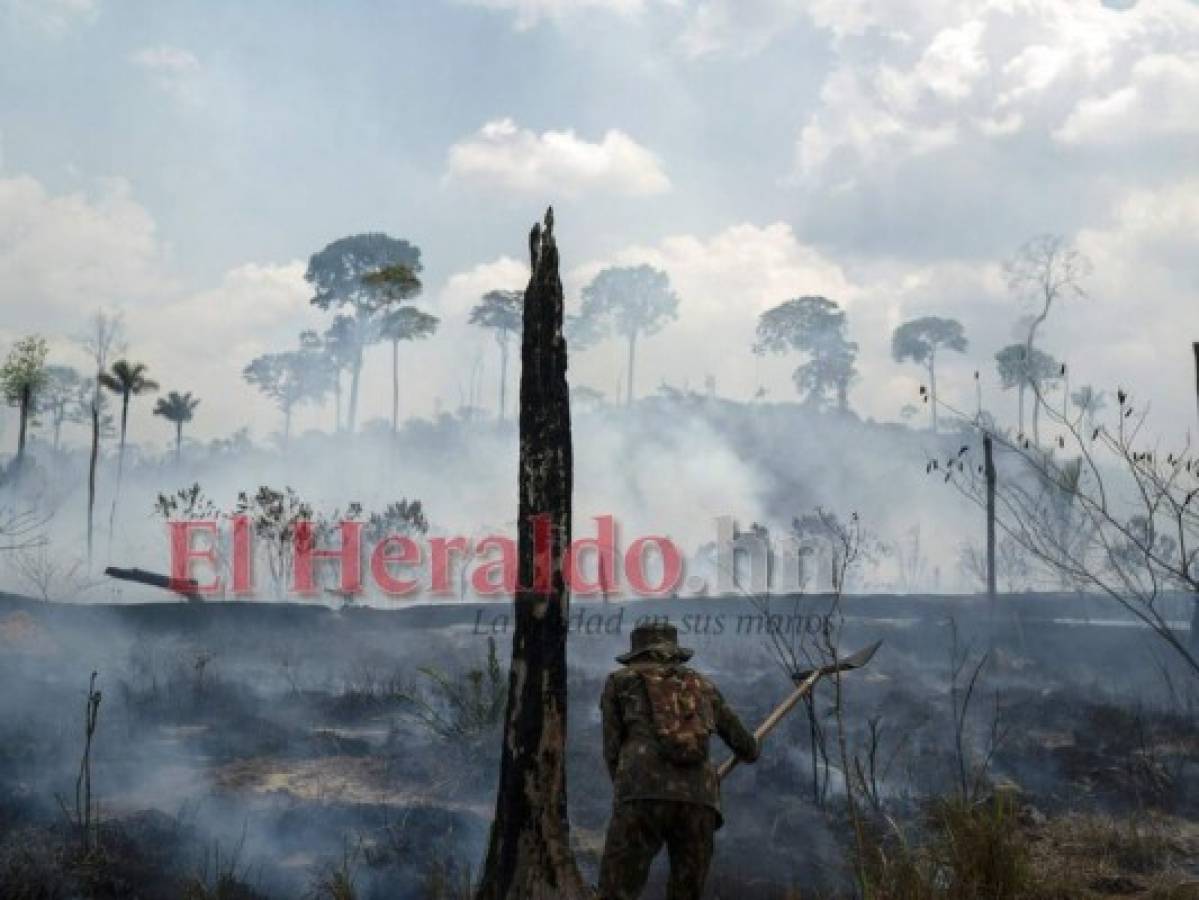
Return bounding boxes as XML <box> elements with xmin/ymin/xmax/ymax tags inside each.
<box><xmin>475</xmin><ymin>208</ymin><xmax>591</xmax><ymax>900</ymax></box>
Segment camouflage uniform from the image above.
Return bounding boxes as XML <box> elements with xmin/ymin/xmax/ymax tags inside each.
<box><xmin>598</xmin><ymin>624</ymin><xmax>759</xmax><ymax>900</ymax></box>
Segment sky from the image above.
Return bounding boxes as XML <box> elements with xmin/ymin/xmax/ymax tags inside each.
<box><xmin>1</xmin><ymin>0</ymin><xmax>1196</xmax><ymax>449</ymax></box>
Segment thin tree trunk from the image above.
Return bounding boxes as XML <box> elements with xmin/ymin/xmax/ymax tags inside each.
<box><xmin>348</xmin><ymin>349</ymin><xmax>363</xmax><ymax>433</ymax></box>
<box><xmin>175</xmin><ymin>421</ymin><xmax>182</xmax><ymax>463</ymax></box>
<box><xmin>928</xmin><ymin>353</ymin><xmax>938</xmax><ymax>433</ymax></box>
<box><xmin>984</xmin><ymin>434</ymin><xmax>997</xmax><ymax>602</ymax></box>
<box><xmin>625</xmin><ymin>330</ymin><xmax>637</xmax><ymax>406</ymax></box>
<box><xmin>87</xmin><ymin>398</ymin><xmax>99</xmax><ymax>567</ymax></box>
<box><xmin>498</xmin><ymin>334</ymin><xmax>508</xmax><ymax>422</ymax></box>
<box><xmin>1032</xmin><ymin>383</ymin><xmax>1041</xmax><ymax>445</ymax></box>
<box><xmin>333</xmin><ymin>373</ymin><xmax>342</xmax><ymax>433</ymax></box>
<box><xmin>16</xmin><ymin>385</ymin><xmax>29</xmax><ymax>465</ymax></box>
<box><xmin>476</xmin><ymin>209</ymin><xmax>589</xmax><ymax>900</ymax></box>
<box><xmin>53</xmin><ymin>415</ymin><xmax>62</xmax><ymax>453</ymax></box>
<box><xmin>1192</xmin><ymin>343</ymin><xmax>1199</xmax><ymax>653</ymax></box>
<box><xmin>107</xmin><ymin>391</ymin><xmax>130</xmax><ymax>560</ymax></box>
<box><xmin>1018</xmin><ymin>382</ymin><xmax>1026</xmax><ymax>435</ymax></box>
<box><xmin>391</xmin><ymin>339</ymin><xmax>399</xmax><ymax>434</ymax></box>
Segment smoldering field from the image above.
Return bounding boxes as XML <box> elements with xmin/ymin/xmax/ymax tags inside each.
<box><xmin>1</xmin><ymin>400</ymin><xmax>1198</xmax><ymax>897</ymax></box>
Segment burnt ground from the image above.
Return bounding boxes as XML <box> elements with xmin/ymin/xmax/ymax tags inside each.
<box><xmin>0</xmin><ymin>591</ymin><xmax>1197</xmax><ymax>898</ymax></box>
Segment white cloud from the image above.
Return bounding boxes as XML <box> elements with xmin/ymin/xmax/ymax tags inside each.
<box><xmin>676</xmin><ymin>0</ymin><xmax>804</xmax><ymax>59</ymax></box>
<box><xmin>0</xmin><ymin>173</ymin><xmax>327</xmax><ymax>443</ymax></box>
<box><xmin>439</xmin><ymin>255</ymin><xmax>529</xmax><ymax>317</ymax></box>
<box><xmin>1055</xmin><ymin>53</ymin><xmax>1199</xmax><ymax>145</ymax></box>
<box><xmin>0</xmin><ymin>174</ymin><xmax>175</xmax><ymax>331</ymax></box>
<box><xmin>445</xmin><ymin>118</ymin><xmax>670</xmax><ymax>197</ymax></box>
<box><xmin>793</xmin><ymin>0</ymin><xmax>1199</xmax><ymax>183</ymax></box>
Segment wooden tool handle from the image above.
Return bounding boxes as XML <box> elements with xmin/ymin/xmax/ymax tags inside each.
<box><xmin>717</xmin><ymin>669</ymin><xmax>822</xmax><ymax>781</ymax></box>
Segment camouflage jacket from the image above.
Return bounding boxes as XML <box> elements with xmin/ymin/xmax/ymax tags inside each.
<box><xmin>601</xmin><ymin>659</ymin><xmax>759</xmax><ymax>823</ymax></box>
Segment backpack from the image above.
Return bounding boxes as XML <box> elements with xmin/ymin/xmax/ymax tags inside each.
<box><xmin>637</xmin><ymin>665</ymin><xmax>712</xmax><ymax>765</ymax></box>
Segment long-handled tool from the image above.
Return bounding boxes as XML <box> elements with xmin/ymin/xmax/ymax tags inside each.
<box><xmin>718</xmin><ymin>640</ymin><xmax>883</xmax><ymax>781</ymax></box>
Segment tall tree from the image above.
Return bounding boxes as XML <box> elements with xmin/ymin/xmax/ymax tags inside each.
<box><xmin>476</xmin><ymin>209</ymin><xmax>590</xmax><ymax>899</ymax></box>
<box><xmin>78</xmin><ymin>311</ymin><xmax>125</xmax><ymax>566</ymax></box>
<box><xmin>574</xmin><ymin>264</ymin><xmax>679</xmax><ymax>406</ymax></box>
<box><xmin>99</xmin><ymin>359</ymin><xmax>158</xmax><ymax>551</ymax></box>
<box><xmin>305</xmin><ymin>234</ymin><xmax>422</xmax><ymax>432</ymax></box>
<box><xmin>754</xmin><ymin>296</ymin><xmax>858</xmax><ymax>412</ymax></box>
<box><xmin>891</xmin><ymin>316</ymin><xmax>968</xmax><ymax>433</ymax></box>
<box><xmin>306</xmin><ymin>321</ymin><xmax>356</xmax><ymax>433</ymax></box>
<box><xmin>41</xmin><ymin>365</ymin><xmax>82</xmax><ymax>452</ymax></box>
<box><xmin>363</xmin><ymin>264</ymin><xmax>439</xmax><ymax>434</ymax></box>
<box><xmin>995</xmin><ymin>344</ymin><xmax>1060</xmax><ymax>441</ymax></box>
<box><xmin>470</xmin><ymin>289</ymin><xmax>523</xmax><ymax>421</ymax></box>
<box><xmin>243</xmin><ymin>341</ymin><xmax>336</xmax><ymax>444</ymax></box>
<box><xmin>98</xmin><ymin>360</ymin><xmax>158</xmax><ymax>490</ymax></box>
<box><xmin>153</xmin><ymin>391</ymin><xmax>200</xmax><ymax>462</ymax></box>
<box><xmin>1070</xmin><ymin>385</ymin><xmax>1106</xmax><ymax>431</ymax></box>
<box><xmin>0</xmin><ymin>336</ymin><xmax>49</xmax><ymax>470</ymax></box>
<box><xmin>1004</xmin><ymin>234</ymin><xmax>1090</xmax><ymax>354</ymax></box>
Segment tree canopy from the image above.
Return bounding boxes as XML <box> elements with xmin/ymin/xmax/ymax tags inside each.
<box><xmin>754</xmin><ymin>296</ymin><xmax>858</xmax><ymax>412</ymax></box>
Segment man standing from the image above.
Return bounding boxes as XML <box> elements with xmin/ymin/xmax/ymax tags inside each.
<box><xmin>599</xmin><ymin>622</ymin><xmax>760</xmax><ymax>900</ymax></box>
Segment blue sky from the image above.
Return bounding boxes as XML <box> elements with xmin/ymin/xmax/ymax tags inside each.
<box><xmin>1</xmin><ymin>0</ymin><xmax>1196</xmax><ymax>446</ymax></box>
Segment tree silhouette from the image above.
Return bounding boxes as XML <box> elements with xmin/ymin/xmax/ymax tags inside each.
<box><xmin>99</xmin><ymin>359</ymin><xmax>158</xmax><ymax>548</ymax></box>
<box><xmin>363</xmin><ymin>264</ymin><xmax>439</xmax><ymax>434</ymax></box>
<box><xmin>1004</xmin><ymin>234</ymin><xmax>1090</xmax><ymax>354</ymax></box>
<box><xmin>99</xmin><ymin>360</ymin><xmax>158</xmax><ymax>485</ymax></box>
<box><xmin>470</xmin><ymin>290</ymin><xmax>523</xmax><ymax>421</ymax></box>
<box><xmin>40</xmin><ymin>366</ymin><xmax>82</xmax><ymax>453</ymax></box>
<box><xmin>78</xmin><ymin>310</ymin><xmax>125</xmax><ymax>566</ymax></box>
<box><xmin>754</xmin><ymin>296</ymin><xmax>858</xmax><ymax>413</ymax></box>
<box><xmin>891</xmin><ymin>316</ymin><xmax>968</xmax><ymax>433</ymax></box>
<box><xmin>306</xmin><ymin>234</ymin><xmax>422</xmax><ymax>432</ymax></box>
<box><xmin>0</xmin><ymin>336</ymin><xmax>49</xmax><ymax>470</ymax></box>
<box><xmin>308</xmin><ymin>320</ymin><xmax>356</xmax><ymax>433</ymax></box>
<box><xmin>243</xmin><ymin>340</ymin><xmax>335</xmax><ymax>445</ymax></box>
<box><xmin>574</xmin><ymin>264</ymin><xmax>679</xmax><ymax>406</ymax></box>
<box><xmin>1070</xmin><ymin>385</ymin><xmax>1106</xmax><ymax>432</ymax></box>
<box><xmin>153</xmin><ymin>391</ymin><xmax>200</xmax><ymax>462</ymax></box>
<box><xmin>995</xmin><ymin>344</ymin><xmax>1060</xmax><ymax>441</ymax></box>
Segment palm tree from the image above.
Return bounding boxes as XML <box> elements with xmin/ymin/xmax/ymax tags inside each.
<box><xmin>153</xmin><ymin>391</ymin><xmax>199</xmax><ymax>462</ymax></box>
<box><xmin>99</xmin><ymin>360</ymin><xmax>158</xmax><ymax>548</ymax></box>
<box><xmin>99</xmin><ymin>360</ymin><xmax>158</xmax><ymax>483</ymax></box>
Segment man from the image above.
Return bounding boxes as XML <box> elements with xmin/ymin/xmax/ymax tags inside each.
<box><xmin>599</xmin><ymin>622</ymin><xmax>760</xmax><ymax>900</ymax></box>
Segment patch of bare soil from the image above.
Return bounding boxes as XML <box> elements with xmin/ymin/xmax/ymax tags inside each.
<box><xmin>213</xmin><ymin>755</ymin><xmax>491</xmax><ymax>818</ymax></box>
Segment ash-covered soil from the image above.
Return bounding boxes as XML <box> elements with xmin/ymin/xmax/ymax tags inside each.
<box><xmin>1</xmin><ymin>591</ymin><xmax>1196</xmax><ymax>898</ymax></box>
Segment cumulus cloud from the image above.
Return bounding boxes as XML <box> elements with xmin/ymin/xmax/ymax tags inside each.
<box><xmin>0</xmin><ymin>174</ymin><xmax>175</xmax><ymax>332</ymax></box>
<box><xmin>1055</xmin><ymin>53</ymin><xmax>1199</xmax><ymax>145</ymax></box>
<box><xmin>445</xmin><ymin>118</ymin><xmax>670</xmax><ymax>197</ymax></box>
<box><xmin>439</xmin><ymin>255</ymin><xmax>529</xmax><ymax>317</ymax></box>
<box><xmin>793</xmin><ymin>0</ymin><xmax>1199</xmax><ymax>183</ymax></box>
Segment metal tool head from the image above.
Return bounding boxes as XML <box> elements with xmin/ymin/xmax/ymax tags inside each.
<box><xmin>792</xmin><ymin>639</ymin><xmax>883</xmax><ymax>683</ymax></box>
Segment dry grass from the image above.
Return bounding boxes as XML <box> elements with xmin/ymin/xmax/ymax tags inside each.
<box><xmin>851</xmin><ymin>798</ymin><xmax>1199</xmax><ymax>900</ymax></box>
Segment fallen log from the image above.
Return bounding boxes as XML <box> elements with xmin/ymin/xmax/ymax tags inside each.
<box><xmin>103</xmin><ymin>566</ymin><xmax>204</xmax><ymax>603</ymax></box>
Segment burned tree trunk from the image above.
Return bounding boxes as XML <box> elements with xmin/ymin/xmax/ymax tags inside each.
<box><xmin>476</xmin><ymin>208</ymin><xmax>591</xmax><ymax>900</ymax></box>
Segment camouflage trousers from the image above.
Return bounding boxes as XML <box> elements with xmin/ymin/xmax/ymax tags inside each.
<box><xmin>598</xmin><ymin>800</ymin><xmax>718</xmax><ymax>900</ymax></box>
